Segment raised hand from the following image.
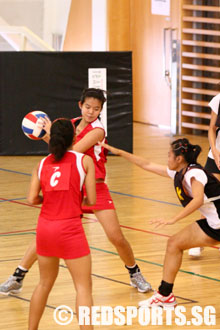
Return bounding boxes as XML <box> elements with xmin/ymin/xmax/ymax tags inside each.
<box><xmin>36</xmin><ymin>116</ymin><xmax>52</xmax><ymax>143</ymax></box>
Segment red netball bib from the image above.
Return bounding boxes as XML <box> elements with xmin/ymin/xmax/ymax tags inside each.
<box><xmin>44</xmin><ymin>163</ymin><xmax>71</xmax><ymax>191</ymax></box>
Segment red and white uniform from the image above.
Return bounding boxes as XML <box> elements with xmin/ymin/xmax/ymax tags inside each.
<box><xmin>73</xmin><ymin>117</ymin><xmax>107</xmax><ymax>180</ymax></box>
<box><xmin>72</xmin><ymin>117</ymin><xmax>115</xmax><ymax>212</ymax></box>
<box><xmin>36</xmin><ymin>150</ymin><xmax>90</xmax><ymax>259</ymax></box>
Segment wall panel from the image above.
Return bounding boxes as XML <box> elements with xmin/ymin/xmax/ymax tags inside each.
<box><xmin>107</xmin><ymin>0</ymin><xmax>131</xmax><ymax>51</ymax></box>
<box><xmin>63</xmin><ymin>0</ymin><xmax>92</xmax><ymax>51</ymax></box>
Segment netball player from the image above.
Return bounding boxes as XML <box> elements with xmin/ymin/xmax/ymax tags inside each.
<box><xmin>28</xmin><ymin>118</ymin><xmax>95</xmax><ymax>329</ymax></box>
<box><xmin>100</xmin><ymin>138</ymin><xmax>220</xmax><ymax>307</ymax></box>
<box><xmin>189</xmin><ymin>92</ymin><xmax>220</xmax><ymax>257</ymax></box>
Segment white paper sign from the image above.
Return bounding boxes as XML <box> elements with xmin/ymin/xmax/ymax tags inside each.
<box><xmin>88</xmin><ymin>68</ymin><xmax>107</xmax><ymax>135</ymax></box>
<box><xmin>151</xmin><ymin>0</ymin><xmax>170</xmax><ymax>16</ymax></box>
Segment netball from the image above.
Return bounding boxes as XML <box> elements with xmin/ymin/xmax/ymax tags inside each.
<box><xmin>21</xmin><ymin>110</ymin><xmax>49</xmax><ymax>140</ymax></box>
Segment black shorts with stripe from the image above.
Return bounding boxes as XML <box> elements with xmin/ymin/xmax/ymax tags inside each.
<box><xmin>204</xmin><ymin>157</ymin><xmax>220</xmax><ymax>174</ymax></box>
<box><xmin>197</xmin><ymin>218</ymin><xmax>220</xmax><ymax>241</ymax></box>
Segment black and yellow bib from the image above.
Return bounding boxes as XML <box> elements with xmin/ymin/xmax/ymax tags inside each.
<box><xmin>174</xmin><ymin>164</ymin><xmax>220</xmax><ymax>209</ymax></box>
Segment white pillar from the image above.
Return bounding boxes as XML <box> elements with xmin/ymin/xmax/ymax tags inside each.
<box><xmin>92</xmin><ymin>0</ymin><xmax>107</xmax><ymax>51</ymax></box>
<box><xmin>43</xmin><ymin>0</ymin><xmax>71</xmax><ymax>49</ymax></box>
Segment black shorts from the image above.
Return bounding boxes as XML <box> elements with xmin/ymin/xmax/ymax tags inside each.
<box><xmin>204</xmin><ymin>157</ymin><xmax>220</xmax><ymax>174</ymax></box>
<box><xmin>197</xmin><ymin>218</ymin><xmax>220</xmax><ymax>241</ymax></box>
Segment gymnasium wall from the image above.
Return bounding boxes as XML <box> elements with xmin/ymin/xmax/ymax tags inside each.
<box><xmin>0</xmin><ymin>51</ymin><xmax>132</xmax><ymax>155</ymax></box>
<box><xmin>63</xmin><ymin>0</ymin><xmax>92</xmax><ymax>51</ymax></box>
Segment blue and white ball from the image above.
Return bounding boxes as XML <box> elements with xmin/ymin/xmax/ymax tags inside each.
<box><xmin>21</xmin><ymin>111</ymin><xmax>49</xmax><ymax>140</ymax></box>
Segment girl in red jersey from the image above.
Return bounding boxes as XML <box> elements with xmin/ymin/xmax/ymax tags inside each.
<box><xmin>0</xmin><ymin>89</ymin><xmax>151</xmax><ymax>295</ymax></box>
<box><xmin>28</xmin><ymin>118</ymin><xmax>95</xmax><ymax>330</ymax></box>
<box><xmin>69</xmin><ymin>89</ymin><xmax>151</xmax><ymax>292</ymax></box>
<box><xmin>63</xmin><ymin>88</ymin><xmax>151</xmax><ymax>291</ymax></box>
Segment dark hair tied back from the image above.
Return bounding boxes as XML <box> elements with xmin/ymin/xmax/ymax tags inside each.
<box><xmin>171</xmin><ymin>138</ymin><xmax>201</xmax><ymax>164</ymax></box>
<box><xmin>80</xmin><ymin>88</ymin><xmax>107</xmax><ymax>108</ymax></box>
<box><xmin>49</xmin><ymin>118</ymin><xmax>74</xmax><ymax>161</ymax></box>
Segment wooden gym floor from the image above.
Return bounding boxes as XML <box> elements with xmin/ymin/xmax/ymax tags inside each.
<box><xmin>0</xmin><ymin>123</ymin><xmax>219</xmax><ymax>329</ymax></box>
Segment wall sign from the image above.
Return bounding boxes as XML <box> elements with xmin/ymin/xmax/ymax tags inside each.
<box><xmin>88</xmin><ymin>68</ymin><xmax>107</xmax><ymax>134</ymax></box>
<box><xmin>151</xmin><ymin>0</ymin><xmax>170</xmax><ymax>16</ymax></box>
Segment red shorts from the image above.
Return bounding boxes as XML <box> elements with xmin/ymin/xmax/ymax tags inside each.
<box><xmin>36</xmin><ymin>216</ymin><xmax>90</xmax><ymax>259</ymax></box>
<box><xmin>82</xmin><ymin>182</ymin><xmax>115</xmax><ymax>213</ymax></box>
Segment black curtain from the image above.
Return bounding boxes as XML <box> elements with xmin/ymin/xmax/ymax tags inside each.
<box><xmin>0</xmin><ymin>52</ymin><xmax>132</xmax><ymax>155</ymax></box>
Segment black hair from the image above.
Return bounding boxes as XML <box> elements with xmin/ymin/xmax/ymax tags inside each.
<box><xmin>49</xmin><ymin>118</ymin><xmax>74</xmax><ymax>161</ymax></box>
<box><xmin>171</xmin><ymin>138</ymin><xmax>202</xmax><ymax>165</ymax></box>
<box><xmin>80</xmin><ymin>88</ymin><xmax>107</xmax><ymax>108</ymax></box>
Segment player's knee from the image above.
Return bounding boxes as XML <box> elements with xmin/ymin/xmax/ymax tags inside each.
<box><xmin>75</xmin><ymin>280</ymin><xmax>92</xmax><ymax>295</ymax></box>
<box><xmin>39</xmin><ymin>280</ymin><xmax>54</xmax><ymax>293</ymax></box>
<box><xmin>166</xmin><ymin>236</ymin><xmax>179</xmax><ymax>253</ymax></box>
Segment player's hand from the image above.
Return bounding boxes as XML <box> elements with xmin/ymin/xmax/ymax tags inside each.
<box><xmin>149</xmin><ymin>217</ymin><xmax>177</xmax><ymax>228</ymax></box>
<box><xmin>42</xmin><ymin>116</ymin><xmax>52</xmax><ymax>135</ymax></box>
<box><xmin>36</xmin><ymin>116</ymin><xmax>51</xmax><ymax>143</ymax></box>
<box><xmin>36</xmin><ymin>117</ymin><xmax>45</xmax><ymax>129</ymax></box>
<box><xmin>98</xmin><ymin>141</ymin><xmax>120</xmax><ymax>155</ymax></box>
<box><xmin>36</xmin><ymin>116</ymin><xmax>50</xmax><ymax>131</ymax></box>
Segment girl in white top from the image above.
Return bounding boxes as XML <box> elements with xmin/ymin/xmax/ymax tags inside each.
<box><xmin>189</xmin><ymin>92</ymin><xmax>220</xmax><ymax>257</ymax></box>
<box><xmin>100</xmin><ymin>138</ymin><xmax>220</xmax><ymax>308</ymax></box>
<box><xmin>205</xmin><ymin>92</ymin><xmax>220</xmax><ymax>179</ymax></box>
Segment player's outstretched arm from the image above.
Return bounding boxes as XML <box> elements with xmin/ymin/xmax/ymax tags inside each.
<box><xmin>150</xmin><ymin>178</ymin><xmax>204</xmax><ymax>228</ymax></box>
<box><xmin>99</xmin><ymin>141</ymin><xmax>169</xmax><ymax>178</ymax></box>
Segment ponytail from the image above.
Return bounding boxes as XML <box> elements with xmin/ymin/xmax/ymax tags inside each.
<box><xmin>171</xmin><ymin>138</ymin><xmax>201</xmax><ymax>165</ymax></box>
<box><xmin>49</xmin><ymin>119</ymin><xmax>74</xmax><ymax>161</ymax></box>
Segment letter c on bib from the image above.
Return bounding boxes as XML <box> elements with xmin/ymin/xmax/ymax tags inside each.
<box><xmin>50</xmin><ymin>171</ymin><xmax>61</xmax><ymax>187</ymax></box>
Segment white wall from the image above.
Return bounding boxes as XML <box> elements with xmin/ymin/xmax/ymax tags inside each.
<box><xmin>92</xmin><ymin>0</ymin><xmax>107</xmax><ymax>51</ymax></box>
<box><xmin>0</xmin><ymin>0</ymin><xmax>44</xmax><ymax>37</ymax></box>
<box><xmin>0</xmin><ymin>0</ymin><xmax>71</xmax><ymax>50</ymax></box>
